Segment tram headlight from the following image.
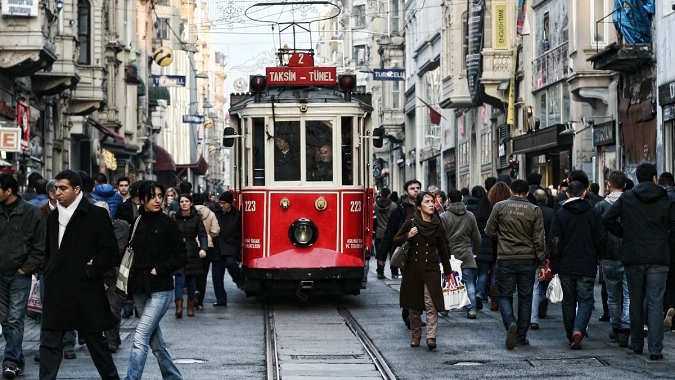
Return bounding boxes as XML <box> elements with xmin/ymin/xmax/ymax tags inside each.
<box><xmin>289</xmin><ymin>218</ymin><xmax>319</xmax><ymax>247</ymax></box>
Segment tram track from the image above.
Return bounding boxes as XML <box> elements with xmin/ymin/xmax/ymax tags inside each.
<box><xmin>264</xmin><ymin>302</ymin><xmax>396</xmax><ymax>380</ymax></box>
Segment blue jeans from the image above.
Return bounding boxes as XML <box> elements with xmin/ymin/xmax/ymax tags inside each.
<box><xmin>559</xmin><ymin>274</ymin><xmax>595</xmax><ymax>341</ymax></box>
<box><xmin>174</xmin><ymin>273</ymin><xmax>196</xmax><ymax>301</ymax></box>
<box><xmin>497</xmin><ymin>259</ymin><xmax>536</xmax><ymax>342</ymax></box>
<box><xmin>126</xmin><ymin>291</ymin><xmax>182</xmax><ymax>380</ymax></box>
<box><xmin>462</xmin><ymin>268</ymin><xmax>477</xmax><ymax>311</ymax></box>
<box><xmin>212</xmin><ymin>256</ymin><xmax>243</xmax><ymax>304</ymax></box>
<box><xmin>475</xmin><ymin>261</ymin><xmax>492</xmax><ymax>300</ymax></box>
<box><xmin>0</xmin><ymin>273</ymin><xmax>31</xmax><ymax>369</ymax></box>
<box><xmin>625</xmin><ymin>264</ymin><xmax>668</xmax><ymax>354</ymax></box>
<box><xmin>530</xmin><ymin>270</ymin><xmax>548</xmax><ymax>325</ymax></box>
<box><xmin>602</xmin><ymin>260</ymin><xmax>630</xmax><ymax>330</ymax></box>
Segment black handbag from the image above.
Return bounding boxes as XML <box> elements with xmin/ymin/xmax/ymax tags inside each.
<box><xmin>390</xmin><ymin>219</ymin><xmax>414</xmax><ymax>269</ymax></box>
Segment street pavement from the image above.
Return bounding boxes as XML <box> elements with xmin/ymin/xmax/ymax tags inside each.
<box><xmin>4</xmin><ymin>260</ymin><xmax>675</xmax><ymax>379</ymax></box>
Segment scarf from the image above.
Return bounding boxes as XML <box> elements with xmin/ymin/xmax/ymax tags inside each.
<box><xmin>413</xmin><ymin>209</ymin><xmax>441</xmax><ymax>238</ymax></box>
<box><xmin>56</xmin><ymin>192</ymin><xmax>83</xmax><ymax>248</ymax></box>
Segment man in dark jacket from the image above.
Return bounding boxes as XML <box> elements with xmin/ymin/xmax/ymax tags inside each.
<box><xmin>485</xmin><ymin>179</ymin><xmax>546</xmax><ymax>350</ymax></box>
<box><xmin>549</xmin><ymin>181</ymin><xmax>607</xmax><ymax>350</ymax></box>
<box><xmin>212</xmin><ymin>191</ymin><xmax>243</xmax><ymax>306</ymax></box>
<box><xmin>0</xmin><ymin>174</ymin><xmax>45</xmax><ymax>378</ymax></box>
<box><xmin>374</xmin><ymin>188</ymin><xmax>396</xmax><ymax>279</ymax></box>
<box><xmin>40</xmin><ymin>170</ymin><xmax>121</xmax><ymax>379</ymax></box>
<box><xmin>530</xmin><ymin>189</ymin><xmax>555</xmax><ymax>328</ymax></box>
<box><xmin>603</xmin><ymin>163</ymin><xmax>675</xmax><ymax>361</ymax></box>
<box><xmin>596</xmin><ymin>170</ymin><xmax>630</xmax><ymax>347</ymax></box>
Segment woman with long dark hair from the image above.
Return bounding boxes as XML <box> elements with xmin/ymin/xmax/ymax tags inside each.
<box><xmin>173</xmin><ymin>194</ymin><xmax>208</xmax><ymax>318</ymax></box>
<box><xmin>125</xmin><ymin>182</ymin><xmax>187</xmax><ymax>379</ymax></box>
<box><xmin>394</xmin><ymin>191</ymin><xmax>452</xmax><ymax>351</ymax></box>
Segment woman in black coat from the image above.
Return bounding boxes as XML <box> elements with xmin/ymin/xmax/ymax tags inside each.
<box><xmin>173</xmin><ymin>193</ymin><xmax>208</xmax><ymax>318</ymax></box>
<box><xmin>126</xmin><ymin>181</ymin><xmax>187</xmax><ymax>380</ymax></box>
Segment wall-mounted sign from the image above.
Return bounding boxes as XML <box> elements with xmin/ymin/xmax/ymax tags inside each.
<box><xmin>152</xmin><ymin>75</ymin><xmax>186</xmax><ymax>87</ymax></box>
<box><xmin>373</xmin><ymin>69</ymin><xmax>405</xmax><ymax>81</ymax></box>
<box><xmin>494</xmin><ymin>1</ymin><xmax>508</xmax><ymax>50</ymax></box>
<box><xmin>658</xmin><ymin>81</ymin><xmax>675</xmax><ymax>106</ymax></box>
<box><xmin>664</xmin><ymin>104</ymin><xmax>675</xmax><ymax>122</ymax></box>
<box><xmin>0</xmin><ymin>128</ymin><xmax>21</xmax><ymax>152</ymax></box>
<box><xmin>593</xmin><ymin>120</ymin><xmax>615</xmax><ymax>147</ymax></box>
<box><xmin>265</xmin><ymin>66</ymin><xmax>336</xmax><ymax>86</ymax></box>
<box><xmin>183</xmin><ymin>115</ymin><xmax>204</xmax><ymax>124</ymax></box>
<box><xmin>1</xmin><ymin>0</ymin><xmax>39</xmax><ymax>17</ymax></box>
<box><xmin>152</xmin><ymin>46</ymin><xmax>174</xmax><ymax>67</ymax></box>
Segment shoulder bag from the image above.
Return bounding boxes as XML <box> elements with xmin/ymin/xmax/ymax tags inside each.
<box><xmin>390</xmin><ymin>219</ymin><xmax>414</xmax><ymax>270</ymax></box>
<box><xmin>115</xmin><ymin>216</ymin><xmax>141</xmax><ymax>297</ymax></box>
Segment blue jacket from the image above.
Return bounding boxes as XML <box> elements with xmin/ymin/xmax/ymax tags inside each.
<box><xmin>92</xmin><ymin>184</ymin><xmax>124</xmax><ymax>219</ymax></box>
<box><xmin>28</xmin><ymin>194</ymin><xmax>49</xmax><ymax>207</ymax></box>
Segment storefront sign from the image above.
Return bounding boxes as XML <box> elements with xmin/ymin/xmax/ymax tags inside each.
<box><xmin>664</xmin><ymin>104</ymin><xmax>675</xmax><ymax>122</ymax></box>
<box><xmin>1</xmin><ymin>0</ymin><xmax>39</xmax><ymax>17</ymax></box>
<box><xmin>0</xmin><ymin>128</ymin><xmax>21</xmax><ymax>152</ymax></box>
<box><xmin>465</xmin><ymin>0</ymin><xmax>486</xmax><ymax>106</ymax></box>
<box><xmin>593</xmin><ymin>120</ymin><xmax>615</xmax><ymax>147</ymax></box>
<box><xmin>658</xmin><ymin>81</ymin><xmax>675</xmax><ymax>106</ymax></box>
<box><xmin>373</xmin><ymin>69</ymin><xmax>405</xmax><ymax>81</ymax></box>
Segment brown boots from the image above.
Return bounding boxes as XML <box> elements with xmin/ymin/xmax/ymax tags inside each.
<box><xmin>490</xmin><ymin>285</ymin><xmax>499</xmax><ymax>311</ymax></box>
<box><xmin>175</xmin><ymin>299</ymin><xmax>183</xmax><ymax>319</ymax></box>
<box><xmin>187</xmin><ymin>300</ymin><xmax>195</xmax><ymax>317</ymax></box>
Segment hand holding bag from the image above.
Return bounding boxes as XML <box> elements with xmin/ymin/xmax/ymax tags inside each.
<box><xmin>390</xmin><ymin>219</ymin><xmax>414</xmax><ymax>269</ymax></box>
<box><xmin>115</xmin><ymin>216</ymin><xmax>141</xmax><ymax>297</ymax></box>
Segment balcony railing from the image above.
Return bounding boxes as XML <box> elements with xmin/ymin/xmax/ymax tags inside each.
<box><xmin>532</xmin><ymin>41</ymin><xmax>569</xmax><ymax>91</ymax></box>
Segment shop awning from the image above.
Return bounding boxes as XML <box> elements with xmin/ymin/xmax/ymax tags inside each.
<box><xmin>148</xmin><ymin>86</ymin><xmax>171</xmax><ymax>107</ymax></box>
<box><xmin>152</xmin><ymin>143</ymin><xmax>176</xmax><ymax>171</ymax></box>
<box><xmin>511</xmin><ymin>124</ymin><xmax>573</xmax><ymax>155</ymax></box>
<box><xmin>176</xmin><ymin>155</ymin><xmax>209</xmax><ymax>176</ymax></box>
<box><xmin>87</xmin><ymin>118</ymin><xmax>125</xmax><ymax>145</ymax></box>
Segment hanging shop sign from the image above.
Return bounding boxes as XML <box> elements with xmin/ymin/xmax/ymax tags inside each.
<box><xmin>0</xmin><ymin>128</ymin><xmax>21</xmax><ymax>152</ymax></box>
<box><xmin>373</xmin><ymin>69</ymin><xmax>405</xmax><ymax>81</ymax></box>
<box><xmin>465</xmin><ymin>0</ymin><xmax>486</xmax><ymax>106</ymax></box>
<box><xmin>183</xmin><ymin>115</ymin><xmax>205</xmax><ymax>124</ymax></box>
<box><xmin>592</xmin><ymin>120</ymin><xmax>615</xmax><ymax>147</ymax></box>
<box><xmin>152</xmin><ymin>75</ymin><xmax>186</xmax><ymax>87</ymax></box>
<box><xmin>17</xmin><ymin>101</ymin><xmax>30</xmax><ymax>152</ymax></box>
<box><xmin>152</xmin><ymin>46</ymin><xmax>174</xmax><ymax>67</ymax></box>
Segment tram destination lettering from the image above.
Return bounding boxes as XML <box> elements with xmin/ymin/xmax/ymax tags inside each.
<box><xmin>266</xmin><ymin>67</ymin><xmax>337</xmax><ymax>86</ymax></box>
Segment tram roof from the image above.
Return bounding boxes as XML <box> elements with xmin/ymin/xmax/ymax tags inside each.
<box><xmin>229</xmin><ymin>86</ymin><xmax>373</xmax><ymax>113</ymax></box>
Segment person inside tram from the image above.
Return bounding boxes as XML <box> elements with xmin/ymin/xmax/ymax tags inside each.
<box><xmin>309</xmin><ymin>144</ymin><xmax>333</xmax><ymax>181</ymax></box>
<box><xmin>274</xmin><ymin>135</ymin><xmax>300</xmax><ymax>181</ymax></box>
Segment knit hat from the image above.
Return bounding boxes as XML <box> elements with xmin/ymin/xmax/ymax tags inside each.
<box><xmin>497</xmin><ymin>173</ymin><xmax>512</xmax><ymax>185</ymax></box>
<box><xmin>219</xmin><ymin>191</ymin><xmax>233</xmax><ymax>204</ymax></box>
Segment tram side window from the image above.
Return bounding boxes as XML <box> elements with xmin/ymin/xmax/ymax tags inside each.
<box><xmin>341</xmin><ymin>117</ymin><xmax>353</xmax><ymax>185</ymax></box>
<box><xmin>274</xmin><ymin>121</ymin><xmax>301</xmax><ymax>181</ymax></box>
<box><xmin>306</xmin><ymin>121</ymin><xmax>334</xmax><ymax>181</ymax></box>
<box><xmin>253</xmin><ymin>118</ymin><xmax>265</xmax><ymax>186</ymax></box>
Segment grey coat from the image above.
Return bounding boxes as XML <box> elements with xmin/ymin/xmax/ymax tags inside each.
<box><xmin>440</xmin><ymin>203</ymin><xmax>480</xmax><ymax>269</ymax></box>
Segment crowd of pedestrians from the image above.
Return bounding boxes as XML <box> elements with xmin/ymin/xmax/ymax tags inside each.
<box><xmin>0</xmin><ymin>170</ymin><xmax>240</xmax><ymax>379</ymax></box>
<box><xmin>374</xmin><ymin>162</ymin><xmax>675</xmax><ymax>361</ymax></box>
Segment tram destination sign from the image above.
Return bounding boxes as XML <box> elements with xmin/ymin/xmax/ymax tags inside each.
<box><xmin>266</xmin><ymin>67</ymin><xmax>337</xmax><ymax>86</ymax></box>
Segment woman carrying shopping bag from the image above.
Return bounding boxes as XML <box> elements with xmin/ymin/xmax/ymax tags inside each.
<box><xmin>394</xmin><ymin>191</ymin><xmax>452</xmax><ymax>351</ymax></box>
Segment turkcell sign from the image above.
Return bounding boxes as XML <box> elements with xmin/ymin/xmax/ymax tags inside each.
<box><xmin>152</xmin><ymin>75</ymin><xmax>186</xmax><ymax>87</ymax></box>
<box><xmin>373</xmin><ymin>69</ymin><xmax>405</xmax><ymax>81</ymax></box>
<box><xmin>183</xmin><ymin>115</ymin><xmax>204</xmax><ymax>124</ymax></box>
<box><xmin>266</xmin><ymin>67</ymin><xmax>337</xmax><ymax>86</ymax></box>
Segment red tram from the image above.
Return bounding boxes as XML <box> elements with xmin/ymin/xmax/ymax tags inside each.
<box><xmin>224</xmin><ymin>50</ymin><xmax>383</xmax><ymax>298</ymax></box>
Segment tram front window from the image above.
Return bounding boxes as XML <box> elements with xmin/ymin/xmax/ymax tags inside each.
<box><xmin>274</xmin><ymin>121</ymin><xmax>300</xmax><ymax>181</ymax></box>
<box><xmin>307</xmin><ymin>121</ymin><xmax>333</xmax><ymax>182</ymax></box>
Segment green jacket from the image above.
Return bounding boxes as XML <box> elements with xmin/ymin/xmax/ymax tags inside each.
<box><xmin>485</xmin><ymin>195</ymin><xmax>546</xmax><ymax>268</ymax></box>
<box><xmin>0</xmin><ymin>196</ymin><xmax>46</xmax><ymax>276</ymax></box>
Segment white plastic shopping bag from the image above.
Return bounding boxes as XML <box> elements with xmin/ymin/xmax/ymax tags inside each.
<box><xmin>443</xmin><ymin>273</ymin><xmax>471</xmax><ymax>310</ymax></box>
<box><xmin>546</xmin><ymin>274</ymin><xmax>563</xmax><ymax>304</ymax></box>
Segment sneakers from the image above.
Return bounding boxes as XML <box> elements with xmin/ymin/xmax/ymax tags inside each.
<box><xmin>2</xmin><ymin>364</ymin><xmax>17</xmax><ymax>379</ymax></box>
<box><xmin>570</xmin><ymin>331</ymin><xmax>582</xmax><ymax>350</ymax></box>
<box><xmin>538</xmin><ymin>299</ymin><xmax>548</xmax><ymax>319</ymax></box>
<box><xmin>664</xmin><ymin>308</ymin><xmax>675</xmax><ymax>332</ymax></box>
<box><xmin>475</xmin><ymin>296</ymin><xmax>483</xmax><ymax>311</ymax></box>
<box><xmin>505</xmin><ymin>323</ymin><xmax>517</xmax><ymax>350</ymax></box>
<box><xmin>467</xmin><ymin>309</ymin><xmax>477</xmax><ymax>319</ymax></box>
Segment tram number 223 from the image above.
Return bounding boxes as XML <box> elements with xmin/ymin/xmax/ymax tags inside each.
<box><xmin>349</xmin><ymin>201</ymin><xmax>362</xmax><ymax>212</ymax></box>
<box><xmin>244</xmin><ymin>201</ymin><xmax>256</xmax><ymax>212</ymax></box>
